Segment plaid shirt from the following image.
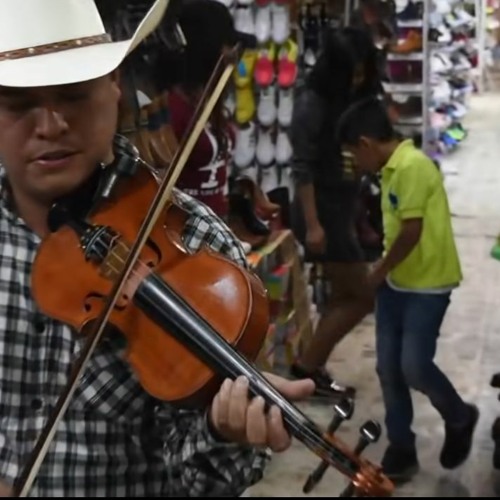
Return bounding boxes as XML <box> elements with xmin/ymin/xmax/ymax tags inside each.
<box><xmin>0</xmin><ymin>137</ymin><xmax>270</xmax><ymax>496</ymax></box>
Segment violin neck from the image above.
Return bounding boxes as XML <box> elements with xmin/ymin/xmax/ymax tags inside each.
<box><xmin>134</xmin><ymin>271</ymin><xmax>360</xmax><ymax>478</ymax></box>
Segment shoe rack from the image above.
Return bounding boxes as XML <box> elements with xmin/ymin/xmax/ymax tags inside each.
<box><xmin>383</xmin><ymin>0</ymin><xmax>430</xmax><ymax>153</ymax></box>
<box><xmin>225</xmin><ymin>0</ymin><xmax>351</xmax><ymax>217</ymax></box>
<box><xmin>224</xmin><ymin>0</ymin><xmax>298</xmax><ymax>219</ymax></box>
<box><xmin>426</xmin><ymin>0</ymin><xmax>477</xmax><ymax>163</ymax></box>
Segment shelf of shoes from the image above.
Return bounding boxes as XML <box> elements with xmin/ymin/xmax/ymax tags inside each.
<box><xmin>425</xmin><ymin>0</ymin><xmax>477</xmax><ymax>160</ymax></box>
<box><xmin>223</xmin><ymin>0</ymin><xmax>297</xmax><ymax>220</ymax></box>
<box><xmin>382</xmin><ymin>0</ymin><xmax>428</xmax><ymax>149</ymax></box>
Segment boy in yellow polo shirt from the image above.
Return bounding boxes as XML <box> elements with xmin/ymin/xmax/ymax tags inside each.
<box><xmin>336</xmin><ymin>97</ymin><xmax>479</xmax><ymax>483</ymax></box>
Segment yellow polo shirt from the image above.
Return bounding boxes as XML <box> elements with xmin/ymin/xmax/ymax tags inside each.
<box><xmin>381</xmin><ymin>139</ymin><xmax>462</xmax><ymax>290</ymax></box>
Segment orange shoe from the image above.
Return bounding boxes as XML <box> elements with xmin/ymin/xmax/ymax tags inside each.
<box><xmin>389</xmin><ymin>30</ymin><xmax>423</xmax><ymax>54</ymax></box>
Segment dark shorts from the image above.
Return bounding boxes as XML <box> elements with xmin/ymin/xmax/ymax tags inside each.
<box><xmin>290</xmin><ymin>191</ymin><xmax>364</xmax><ymax>263</ymax></box>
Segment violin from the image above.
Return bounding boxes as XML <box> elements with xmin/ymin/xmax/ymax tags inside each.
<box><xmin>13</xmin><ymin>47</ymin><xmax>394</xmax><ymax>498</ymax></box>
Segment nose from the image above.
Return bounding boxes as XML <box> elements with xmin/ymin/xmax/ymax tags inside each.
<box><xmin>34</xmin><ymin>106</ymin><xmax>69</xmax><ymax>140</ymax></box>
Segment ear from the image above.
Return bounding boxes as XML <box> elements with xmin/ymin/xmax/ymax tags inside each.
<box><xmin>359</xmin><ymin>136</ymin><xmax>372</xmax><ymax>150</ymax></box>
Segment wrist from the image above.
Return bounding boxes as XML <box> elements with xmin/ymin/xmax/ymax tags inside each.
<box><xmin>376</xmin><ymin>259</ymin><xmax>391</xmax><ymax>277</ymax></box>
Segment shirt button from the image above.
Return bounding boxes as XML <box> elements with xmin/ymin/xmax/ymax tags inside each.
<box><xmin>34</xmin><ymin>318</ymin><xmax>46</xmax><ymax>333</ymax></box>
<box><xmin>31</xmin><ymin>398</ymin><xmax>44</xmax><ymax>411</ymax></box>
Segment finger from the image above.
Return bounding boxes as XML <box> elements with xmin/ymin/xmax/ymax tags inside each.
<box><xmin>262</xmin><ymin>372</ymin><xmax>316</xmax><ymax>400</ymax></box>
<box><xmin>227</xmin><ymin>376</ymin><xmax>250</xmax><ymax>440</ymax></box>
<box><xmin>267</xmin><ymin>405</ymin><xmax>291</xmax><ymax>452</ymax></box>
<box><xmin>246</xmin><ymin>395</ymin><xmax>268</xmax><ymax>447</ymax></box>
<box><xmin>213</xmin><ymin>378</ymin><xmax>233</xmax><ymax>435</ymax></box>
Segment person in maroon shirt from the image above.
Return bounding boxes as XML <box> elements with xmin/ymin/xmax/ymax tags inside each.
<box><xmin>152</xmin><ymin>0</ymin><xmax>255</xmax><ymax>219</ymax></box>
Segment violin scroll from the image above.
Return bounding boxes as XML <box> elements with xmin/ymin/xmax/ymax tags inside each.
<box><xmin>337</xmin><ymin>420</ymin><xmax>388</xmax><ymax>497</ymax></box>
<box><xmin>303</xmin><ymin>398</ymin><xmax>355</xmax><ymax>494</ymax></box>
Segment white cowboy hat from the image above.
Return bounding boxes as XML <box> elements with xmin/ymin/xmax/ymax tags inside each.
<box><xmin>0</xmin><ymin>0</ymin><xmax>169</xmax><ymax>88</ymax></box>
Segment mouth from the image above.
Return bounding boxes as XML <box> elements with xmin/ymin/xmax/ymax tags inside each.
<box><xmin>32</xmin><ymin>150</ymin><xmax>78</xmax><ymax>168</ymax></box>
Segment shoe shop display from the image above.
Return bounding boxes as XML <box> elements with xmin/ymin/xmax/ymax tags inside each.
<box><xmin>226</xmin><ymin>0</ymin><xmax>300</xmax><ymax>237</ymax></box>
<box><xmin>383</xmin><ymin>0</ymin><xmax>475</xmax><ymax>165</ymax></box>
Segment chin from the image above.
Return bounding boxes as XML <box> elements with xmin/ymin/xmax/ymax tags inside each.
<box><xmin>33</xmin><ymin>169</ymin><xmax>96</xmax><ymax>205</ymax></box>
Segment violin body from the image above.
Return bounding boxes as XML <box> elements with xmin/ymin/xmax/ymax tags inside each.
<box><xmin>32</xmin><ymin>165</ymin><xmax>270</xmax><ymax>407</ymax></box>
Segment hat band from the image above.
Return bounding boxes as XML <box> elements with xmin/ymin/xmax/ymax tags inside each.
<box><xmin>0</xmin><ymin>34</ymin><xmax>113</xmax><ymax>62</ymax></box>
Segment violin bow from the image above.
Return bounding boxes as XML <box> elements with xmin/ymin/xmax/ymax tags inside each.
<box><xmin>14</xmin><ymin>45</ymin><xmax>239</xmax><ymax>497</ymax></box>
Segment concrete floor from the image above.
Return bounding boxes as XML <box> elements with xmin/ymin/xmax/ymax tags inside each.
<box><xmin>246</xmin><ymin>92</ymin><xmax>500</xmax><ymax>497</ymax></box>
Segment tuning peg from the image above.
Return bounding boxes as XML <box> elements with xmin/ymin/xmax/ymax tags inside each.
<box><xmin>339</xmin><ymin>420</ymin><xmax>382</xmax><ymax>497</ymax></box>
<box><xmin>303</xmin><ymin>398</ymin><xmax>355</xmax><ymax>494</ymax></box>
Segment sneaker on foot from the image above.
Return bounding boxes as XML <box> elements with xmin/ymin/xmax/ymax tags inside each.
<box><xmin>381</xmin><ymin>445</ymin><xmax>419</xmax><ymax>484</ymax></box>
<box><xmin>440</xmin><ymin>403</ymin><xmax>479</xmax><ymax>469</ymax></box>
<box><xmin>290</xmin><ymin>363</ymin><xmax>356</xmax><ymax>398</ymax></box>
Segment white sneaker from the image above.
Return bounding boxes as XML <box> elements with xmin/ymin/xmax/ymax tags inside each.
<box><xmin>260</xmin><ymin>164</ymin><xmax>279</xmax><ymax>193</ymax></box>
<box><xmin>256</xmin><ymin>126</ymin><xmax>275</xmax><ymax>166</ymax></box>
<box><xmin>234</xmin><ymin>5</ymin><xmax>255</xmax><ymax>35</ymax></box>
<box><xmin>255</xmin><ymin>3</ymin><xmax>272</xmax><ymax>44</ymax></box>
<box><xmin>234</xmin><ymin>121</ymin><xmax>256</xmax><ymax>169</ymax></box>
<box><xmin>277</xmin><ymin>87</ymin><xmax>293</xmax><ymax>127</ymax></box>
<box><xmin>276</xmin><ymin>128</ymin><xmax>292</xmax><ymax>165</ymax></box>
<box><xmin>257</xmin><ymin>84</ymin><xmax>277</xmax><ymax>127</ymax></box>
<box><xmin>271</xmin><ymin>2</ymin><xmax>290</xmax><ymax>45</ymax></box>
<box><xmin>235</xmin><ymin>163</ymin><xmax>259</xmax><ymax>183</ymax></box>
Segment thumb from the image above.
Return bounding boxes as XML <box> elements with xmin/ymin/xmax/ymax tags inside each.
<box><xmin>262</xmin><ymin>372</ymin><xmax>315</xmax><ymax>401</ymax></box>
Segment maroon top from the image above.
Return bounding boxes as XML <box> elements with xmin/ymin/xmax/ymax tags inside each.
<box><xmin>168</xmin><ymin>90</ymin><xmax>233</xmax><ymax>218</ymax></box>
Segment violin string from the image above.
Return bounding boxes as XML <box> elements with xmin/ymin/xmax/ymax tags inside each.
<box><xmin>102</xmin><ymin>254</ymin><xmax>362</xmax><ymax>482</ymax></box>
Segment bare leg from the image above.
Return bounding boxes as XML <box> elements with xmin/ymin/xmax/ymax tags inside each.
<box><xmin>291</xmin><ymin>262</ymin><xmax>374</xmax><ymax>396</ymax></box>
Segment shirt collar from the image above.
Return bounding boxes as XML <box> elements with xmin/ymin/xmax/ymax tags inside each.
<box><xmin>383</xmin><ymin>139</ymin><xmax>414</xmax><ymax>171</ymax></box>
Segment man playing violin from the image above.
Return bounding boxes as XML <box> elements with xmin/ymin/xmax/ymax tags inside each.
<box><xmin>0</xmin><ymin>0</ymin><xmax>315</xmax><ymax>496</ymax></box>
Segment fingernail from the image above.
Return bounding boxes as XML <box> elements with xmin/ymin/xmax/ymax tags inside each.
<box><xmin>255</xmin><ymin>396</ymin><xmax>265</xmax><ymax>406</ymax></box>
<box><xmin>222</xmin><ymin>378</ymin><xmax>232</xmax><ymax>390</ymax></box>
<box><xmin>236</xmin><ymin>376</ymin><xmax>249</xmax><ymax>387</ymax></box>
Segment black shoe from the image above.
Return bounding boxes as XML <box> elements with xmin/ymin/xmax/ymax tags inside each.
<box><xmin>440</xmin><ymin>403</ymin><xmax>479</xmax><ymax>469</ymax></box>
<box><xmin>381</xmin><ymin>445</ymin><xmax>419</xmax><ymax>484</ymax></box>
<box><xmin>290</xmin><ymin>363</ymin><xmax>356</xmax><ymax>399</ymax></box>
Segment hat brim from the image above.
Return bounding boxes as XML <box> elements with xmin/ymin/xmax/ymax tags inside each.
<box><xmin>0</xmin><ymin>0</ymin><xmax>169</xmax><ymax>88</ymax></box>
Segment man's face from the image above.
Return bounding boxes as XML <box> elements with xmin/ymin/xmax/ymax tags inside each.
<box><xmin>0</xmin><ymin>75</ymin><xmax>121</xmax><ymax>205</ymax></box>
<box><xmin>345</xmin><ymin>138</ymin><xmax>380</xmax><ymax>174</ymax></box>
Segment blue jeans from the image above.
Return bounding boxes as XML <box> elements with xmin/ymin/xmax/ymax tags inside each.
<box><xmin>375</xmin><ymin>283</ymin><xmax>469</xmax><ymax>449</ymax></box>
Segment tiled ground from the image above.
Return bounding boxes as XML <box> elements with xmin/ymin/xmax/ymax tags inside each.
<box><xmin>246</xmin><ymin>92</ymin><xmax>500</xmax><ymax>497</ymax></box>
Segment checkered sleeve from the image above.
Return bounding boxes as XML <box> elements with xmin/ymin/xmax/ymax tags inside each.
<box><xmin>0</xmin><ymin>430</ymin><xmax>19</xmax><ymax>488</ymax></box>
<box><xmin>174</xmin><ymin>189</ymin><xmax>250</xmax><ymax>268</ymax></box>
<box><xmin>161</xmin><ymin>408</ymin><xmax>271</xmax><ymax>496</ymax></box>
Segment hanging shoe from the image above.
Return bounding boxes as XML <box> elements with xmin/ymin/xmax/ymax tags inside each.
<box><xmin>234</xmin><ymin>49</ymin><xmax>257</xmax><ymax>125</ymax></box>
<box><xmin>234</xmin><ymin>121</ymin><xmax>257</xmax><ymax>170</ymax></box>
<box><xmin>254</xmin><ymin>0</ymin><xmax>272</xmax><ymax>44</ymax></box>
<box><xmin>254</xmin><ymin>41</ymin><xmax>276</xmax><ymax>88</ymax></box>
<box><xmin>257</xmin><ymin>83</ymin><xmax>277</xmax><ymax>127</ymax></box>
<box><xmin>276</xmin><ymin>127</ymin><xmax>293</xmax><ymax>165</ymax></box>
<box><xmin>234</xmin><ymin>2</ymin><xmax>255</xmax><ymax>36</ymax></box>
<box><xmin>271</xmin><ymin>0</ymin><xmax>291</xmax><ymax>45</ymax></box>
<box><xmin>256</xmin><ymin>126</ymin><xmax>275</xmax><ymax>167</ymax></box>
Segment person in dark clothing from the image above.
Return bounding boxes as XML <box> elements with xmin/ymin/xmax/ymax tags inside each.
<box><xmin>289</xmin><ymin>27</ymin><xmax>383</xmax><ymax>397</ymax></box>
